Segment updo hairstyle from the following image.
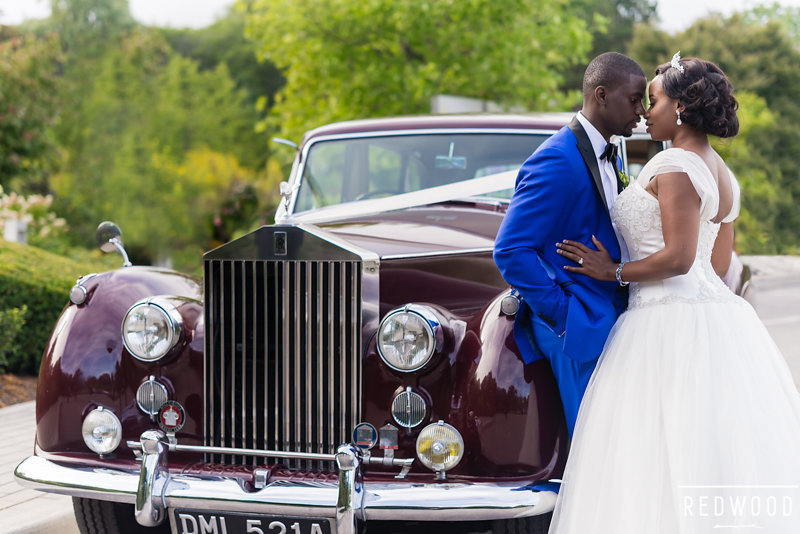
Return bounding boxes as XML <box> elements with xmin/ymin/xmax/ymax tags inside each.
<box><xmin>655</xmin><ymin>57</ymin><xmax>739</xmax><ymax>138</ymax></box>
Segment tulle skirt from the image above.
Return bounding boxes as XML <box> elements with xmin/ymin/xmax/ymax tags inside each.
<box><xmin>548</xmin><ymin>297</ymin><xmax>800</xmax><ymax>533</ymax></box>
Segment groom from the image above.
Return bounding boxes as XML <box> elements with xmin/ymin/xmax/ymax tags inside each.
<box><xmin>494</xmin><ymin>52</ymin><xmax>646</xmax><ymax>437</ymax></box>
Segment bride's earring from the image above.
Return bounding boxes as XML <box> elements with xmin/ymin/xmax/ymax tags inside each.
<box><xmin>676</xmin><ymin>109</ymin><xmax>682</xmax><ymax>126</ymax></box>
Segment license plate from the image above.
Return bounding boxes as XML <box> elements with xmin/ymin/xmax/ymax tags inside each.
<box><xmin>171</xmin><ymin>509</ymin><xmax>332</xmax><ymax>534</ymax></box>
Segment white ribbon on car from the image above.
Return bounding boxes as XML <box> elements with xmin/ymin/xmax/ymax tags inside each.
<box><xmin>281</xmin><ymin>170</ymin><xmax>517</xmax><ymax>225</ymax></box>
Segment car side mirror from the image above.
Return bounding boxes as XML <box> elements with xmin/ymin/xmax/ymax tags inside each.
<box><xmin>96</xmin><ymin>221</ymin><xmax>132</xmax><ymax>267</ymax></box>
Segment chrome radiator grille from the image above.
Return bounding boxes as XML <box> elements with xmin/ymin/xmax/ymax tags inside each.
<box><xmin>203</xmin><ymin>258</ymin><xmax>362</xmax><ymax>467</ymax></box>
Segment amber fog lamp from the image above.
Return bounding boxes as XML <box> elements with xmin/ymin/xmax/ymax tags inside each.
<box><xmin>377</xmin><ymin>305</ymin><xmax>442</xmax><ymax>372</ymax></box>
<box><xmin>415</xmin><ymin>421</ymin><xmax>464</xmax><ymax>477</ymax></box>
<box><xmin>122</xmin><ymin>297</ymin><xmax>183</xmax><ymax>362</ymax></box>
<box><xmin>81</xmin><ymin>407</ymin><xmax>122</xmax><ymax>455</ymax></box>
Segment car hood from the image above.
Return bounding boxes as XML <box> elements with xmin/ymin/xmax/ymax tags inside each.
<box><xmin>317</xmin><ymin>204</ymin><xmax>503</xmax><ymax>259</ymax></box>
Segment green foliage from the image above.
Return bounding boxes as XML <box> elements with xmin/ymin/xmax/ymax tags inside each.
<box><xmin>629</xmin><ymin>14</ymin><xmax>800</xmax><ymax>253</ymax></box>
<box><xmin>744</xmin><ymin>3</ymin><xmax>800</xmax><ymax>48</ymax></box>
<box><xmin>0</xmin><ymin>34</ymin><xmax>62</xmax><ymax>193</ymax></box>
<box><xmin>159</xmin><ymin>2</ymin><xmax>285</xmax><ymax>168</ymax></box>
<box><xmin>50</xmin><ymin>0</ymin><xmax>135</xmax><ymax>55</ymax></box>
<box><xmin>0</xmin><ymin>306</ymin><xmax>28</xmax><ymax>372</ymax></box>
<box><xmin>0</xmin><ymin>241</ymin><xmax>115</xmax><ymax>374</ymax></box>
<box><xmin>710</xmin><ymin>92</ymin><xmax>784</xmax><ymax>253</ymax></box>
<box><xmin>49</xmin><ymin>27</ymin><xmax>275</xmax><ymax>268</ymax></box>
<box><xmin>561</xmin><ymin>0</ymin><xmax>657</xmax><ymax>90</ymax></box>
<box><xmin>247</xmin><ymin>0</ymin><xmax>594</xmax><ymax>143</ymax></box>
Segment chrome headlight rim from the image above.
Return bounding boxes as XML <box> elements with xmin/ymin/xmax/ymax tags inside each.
<box><xmin>377</xmin><ymin>304</ymin><xmax>444</xmax><ymax>373</ymax></box>
<box><xmin>121</xmin><ymin>297</ymin><xmax>183</xmax><ymax>362</ymax></box>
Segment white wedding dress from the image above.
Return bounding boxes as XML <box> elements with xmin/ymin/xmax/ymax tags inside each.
<box><xmin>548</xmin><ymin>148</ymin><xmax>800</xmax><ymax>533</ymax></box>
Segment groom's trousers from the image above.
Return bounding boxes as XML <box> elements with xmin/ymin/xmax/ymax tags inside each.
<box><xmin>531</xmin><ymin>313</ymin><xmax>598</xmax><ymax>438</ymax></box>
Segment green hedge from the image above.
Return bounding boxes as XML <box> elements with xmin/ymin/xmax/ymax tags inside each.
<box><xmin>0</xmin><ymin>241</ymin><xmax>117</xmax><ymax>375</ymax></box>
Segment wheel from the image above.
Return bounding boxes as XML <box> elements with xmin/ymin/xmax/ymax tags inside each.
<box><xmin>491</xmin><ymin>512</ymin><xmax>552</xmax><ymax>534</ymax></box>
<box><xmin>73</xmin><ymin>497</ymin><xmax>171</xmax><ymax>534</ymax></box>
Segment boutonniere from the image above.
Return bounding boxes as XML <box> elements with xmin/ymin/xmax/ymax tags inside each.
<box><xmin>618</xmin><ymin>170</ymin><xmax>630</xmax><ymax>189</ymax></box>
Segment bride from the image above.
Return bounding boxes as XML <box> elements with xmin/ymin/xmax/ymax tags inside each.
<box><xmin>549</xmin><ymin>53</ymin><xmax>800</xmax><ymax>532</ymax></box>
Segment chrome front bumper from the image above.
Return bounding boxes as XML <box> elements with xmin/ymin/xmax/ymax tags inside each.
<box><xmin>15</xmin><ymin>431</ymin><xmax>557</xmax><ymax>534</ymax></box>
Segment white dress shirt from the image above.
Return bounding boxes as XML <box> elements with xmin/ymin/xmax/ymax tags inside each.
<box><xmin>575</xmin><ymin>112</ymin><xmax>629</xmax><ymax>262</ymax></box>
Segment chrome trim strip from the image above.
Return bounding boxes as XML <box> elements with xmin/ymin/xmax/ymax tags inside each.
<box><xmin>15</xmin><ymin>455</ymin><xmax>557</xmax><ymax>522</ymax></box>
<box><xmin>282</xmin><ymin>262</ymin><xmax>290</xmax><ymax>451</ymax></box>
<box><xmin>251</xmin><ymin>261</ymin><xmax>258</xmax><ymax>457</ymax></box>
<box><xmin>305</xmin><ymin>263</ymin><xmax>313</xmax><ymax>455</ymax></box>
<box><xmin>351</xmin><ymin>263</ymin><xmax>360</xmax><ymax>432</ymax></box>
<box><xmin>381</xmin><ymin>247</ymin><xmax>496</xmax><ymax>261</ymax></box>
<box><xmin>272</xmin><ymin>262</ymin><xmax>281</xmax><ymax>452</ymax></box>
<box><xmin>327</xmin><ymin>264</ymin><xmax>335</xmax><ymax>452</ymax></box>
<box><xmin>171</xmin><ymin>444</ymin><xmax>335</xmax><ymax>461</ymax></box>
<box><xmin>316</xmin><ymin>266</ymin><xmax>324</xmax><ymax>453</ymax></box>
<box><xmin>293</xmin><ymin>261</ymin><xmax>301</xmax><ymax>457</ymax></box>
<box><xmin>237</xmin><ymin>261</ymin><xmax>243</xmax><ymax>462</ymax></box>
<box><xmin>220</xmin><ymin>262</ymin><xmax>227</xmax><ymax>458</ymax></box>
<box><xmin>339</xmin><ymin>265</ymin><xmax>346</xmax><ymax>437</ymax></box>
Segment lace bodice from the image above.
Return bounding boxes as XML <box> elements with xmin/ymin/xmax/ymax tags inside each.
<box><xmin>611</xmin><ymin>148</ymin><xmax>741</xmax><ymax>309</ymax></box>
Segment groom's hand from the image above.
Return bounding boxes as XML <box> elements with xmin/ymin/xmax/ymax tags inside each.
<box><xmin>557</xmin><ymin>236</ymin><xmax>617</xmax><ymax>281</ymax></box>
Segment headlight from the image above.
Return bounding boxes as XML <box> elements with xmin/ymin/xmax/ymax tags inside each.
<box><xmin>81</xmin><ymin>407</ymin><xmax>122</xmax><ymax>455</ymax></box>
<box><xmin>377</xmin><ymin>305</ymin><xmax>442</xmax><ymax>372</ymax></box>
<box><xmin>416</xmin><ymin>421</ymin><xmax>464</xmax><ymax>475</ymax></box>
<box><xmin>122</xmin><ymin>297</ymin><xmax>183</xmax><ymax>362</ymax></box>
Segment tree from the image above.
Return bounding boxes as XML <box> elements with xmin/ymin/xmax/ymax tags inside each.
<box><xmin>159</xmin><ymin>1</ymin><xmax>285</xmax><ymax>169</ymax></box>
<box><xmin>0</xmin><ymin>34</ymin><xmax>62</xmax><ymax>193</ymax></box>
<box><xmin>629</xmin><ymin>14</ymin><xmax>800</xmax><ymax>253</ymax></box>
<box><xmin>49</xmin><ymin>28</ymin><xmax>273</xmax><ymax>268</ymax></box>
<box><xmin>50</xmin><ymin>0</ymin><xmax>135</xmax><ymax>55</ymax></box>
<box><xmin>246</xmin><ymin>0</ymin><xmax>594</xmax><ymax>143</ymax></box>
<box><xmin>561</xmin><ymin>0</ymin><xmax>657</xmax><ymax>91</ymax></box>
<box><xmin>744</xmin><ymin>2</ymin><xmax>800</xmax><ymax>48</ymax></box>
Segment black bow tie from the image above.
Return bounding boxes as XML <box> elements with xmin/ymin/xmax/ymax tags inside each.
<box><xmin>600</xmin><ymin>142</ymin><xmax>618</xmax><ymax>163</ymax></box>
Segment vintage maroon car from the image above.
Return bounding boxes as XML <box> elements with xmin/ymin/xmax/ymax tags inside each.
<box><xmin>15</xmin><ymin>114</ymin><xmax>663</xmax><ymax>534</ymax></box>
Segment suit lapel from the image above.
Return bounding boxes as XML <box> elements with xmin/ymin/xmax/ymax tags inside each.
<box><xmin>568</xmin><ymin>117</ymin><xmax>608</xmax><ymax>207</ymax></box>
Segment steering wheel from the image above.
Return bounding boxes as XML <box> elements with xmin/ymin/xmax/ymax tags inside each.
<box><xmin>354</xmin><ymin>189</ymin><xmax>402</xmax><ymax>201</ymax></box>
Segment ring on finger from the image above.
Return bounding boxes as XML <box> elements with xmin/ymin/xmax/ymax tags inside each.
<box><xmin>578</xmin><ymin>257</ymin><xmax>584</xmax><ymax>266</ymax></box>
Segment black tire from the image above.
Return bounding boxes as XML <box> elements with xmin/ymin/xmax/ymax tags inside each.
<box><xmin>491</xmin><ymin>512</ymin><xmax>552</xmax><ymax>534</ymax></box>
<box><xmin>73</xmin><ymin>497</ymin><xmax>171</xmax><ymax>534</ymax></box>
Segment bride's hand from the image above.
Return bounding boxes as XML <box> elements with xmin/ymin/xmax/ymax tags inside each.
<box><xmin>556</xmin><ymin>236</ymin><xmax>617</xmax><ymax>281</ymax></box>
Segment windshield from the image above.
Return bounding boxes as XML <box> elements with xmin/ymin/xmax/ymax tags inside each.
<box><xmin>293</xmin><ymin>133</ymin><xmax>548</xmax><ymax>213</ymax></box>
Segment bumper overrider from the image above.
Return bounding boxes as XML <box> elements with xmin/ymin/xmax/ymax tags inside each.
<box><xmin>15</xmin><ymin>430</ymin><xmax>557</xmax><ymax>533</ymax></box>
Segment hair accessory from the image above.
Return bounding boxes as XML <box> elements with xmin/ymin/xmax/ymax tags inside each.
<box><xmin>676</xmin><ymin>109</ymin><xmax>682</xmax><ymax>126</ymax></box>
<box><xmin>671</xmin><ymin>51</ymin><xmax>685</xmax><ymax>74</ymax></box>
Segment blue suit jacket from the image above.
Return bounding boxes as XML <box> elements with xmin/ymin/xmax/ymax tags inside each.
<box><xmin>494</xmin><ymin>117</ymin><xmax>628</xmax><ymax>364</ymax></box>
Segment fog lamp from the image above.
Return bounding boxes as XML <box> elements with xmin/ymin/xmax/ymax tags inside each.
<box><xmin>415</xmin><ymin>421</ymin><xmax>464</xmax><ymax>475</ymax></box>
<box><xmin>122</xmin><ymin>298</ymin><xmax>183</xmax><ymax>362</ymax></box>
<box><xmin>81</xmin><ymin>407</ymin><xmax>122</xmax><ymax>455</ymax></box>
<box><xmin>377</xmin><ymin>305</ymin><xmax>442</xmax><ymax>372</ymax></box>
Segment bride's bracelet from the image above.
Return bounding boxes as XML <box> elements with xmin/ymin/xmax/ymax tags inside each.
<box><xmin>616</xmin><ymin>262</ymin><xmax>629</xmax><ymax>287</ymax></box>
